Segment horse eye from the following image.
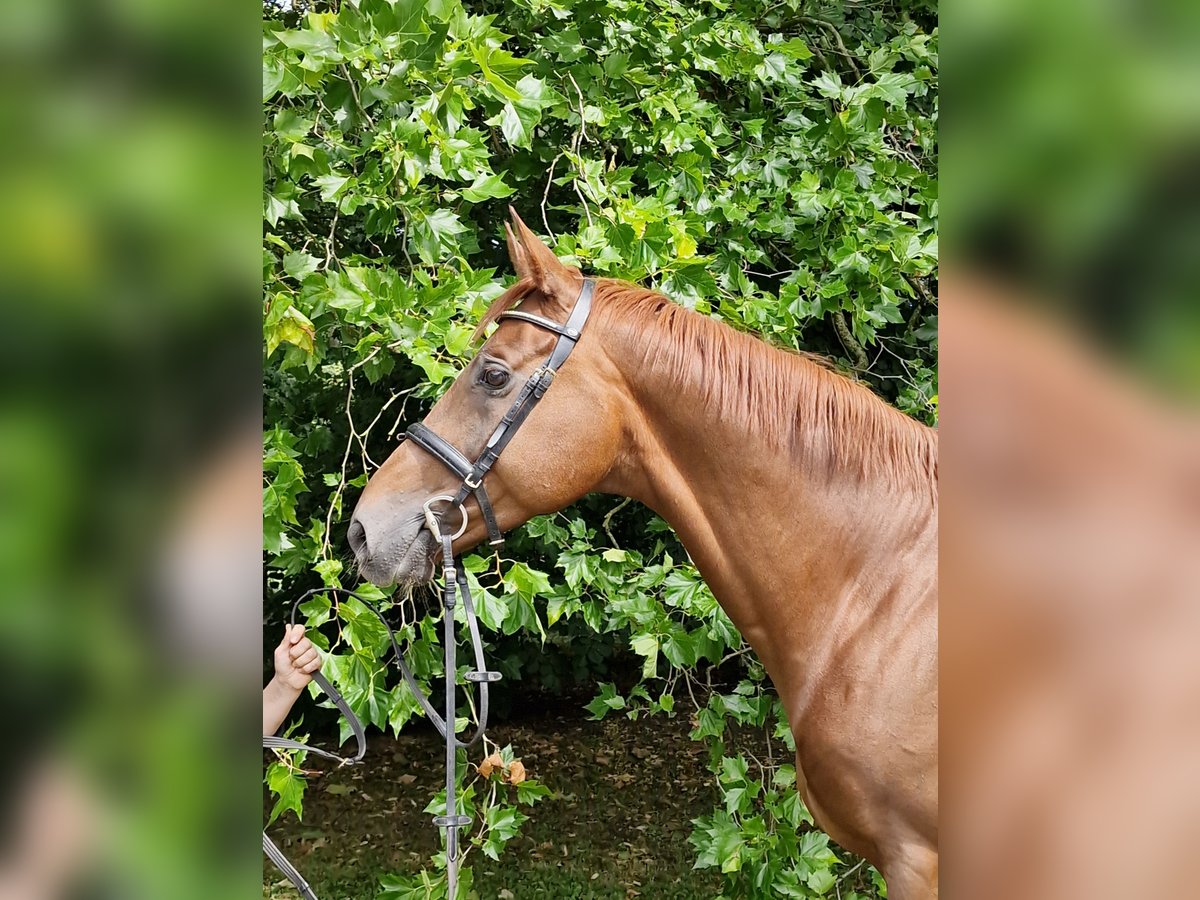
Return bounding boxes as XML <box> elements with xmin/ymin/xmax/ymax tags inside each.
<box><xmin>481</xmin><ymin>367</ymin><xmax>510</xmax><ymax>389</ymax></box>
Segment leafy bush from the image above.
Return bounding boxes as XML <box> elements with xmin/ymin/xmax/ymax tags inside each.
<box><xmin>263</xmin><ymin>0</ymin><xmax>935</xmax><ymax>895</ymax></box>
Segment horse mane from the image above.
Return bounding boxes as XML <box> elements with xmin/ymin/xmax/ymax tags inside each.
<box><xmin>476</xmin><ymin>276</ymin><xmax>937</xmax><ymax>496</ymax></box>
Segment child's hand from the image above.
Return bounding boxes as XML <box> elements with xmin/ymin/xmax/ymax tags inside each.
<box><xmin>273</xmin><ymin>624</ymin><xmax>321</xmax><ymax>691</ymax></box>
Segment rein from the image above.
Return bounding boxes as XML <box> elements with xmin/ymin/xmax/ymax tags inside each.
<box><xmin>264</xmin><ymin>278</ymin><xmax>595</xmax><ymax>899</ymax></box>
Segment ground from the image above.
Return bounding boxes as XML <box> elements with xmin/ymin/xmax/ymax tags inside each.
<box><xmin>264</xmin><ymin>710</ymin><xmax>725</xmax><ymax>899</ymax></box>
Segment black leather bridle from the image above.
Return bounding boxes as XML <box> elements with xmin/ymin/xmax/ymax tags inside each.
<box><xmin>405</xmin><ymin>277</ymin><xmax>595</xmax><ymax>547</ymax></box>
<box><xmin>264</xmin><ymin>278</ymin><xmax>595</xmax><ymax>900</ymax></box>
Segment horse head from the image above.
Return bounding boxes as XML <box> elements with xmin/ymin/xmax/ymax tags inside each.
<box><xmin>349</xmin><ymin>210</ymin><xmax>628</xmax><ymax>586</ymax></box>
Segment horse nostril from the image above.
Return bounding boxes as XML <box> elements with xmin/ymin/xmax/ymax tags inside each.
<box><xmin>347</xmin><ymin>518</ymin><xmax>367</xmax><ymax>556</ymax></box>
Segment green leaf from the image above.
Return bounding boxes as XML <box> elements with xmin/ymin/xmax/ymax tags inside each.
<box><xmin>461</xmin><ymin>172</ymin><xmax>515</xmax><ymax>203</ymax></box>
<box><xmin>264</xmin><ymin>193</ymin><xmax>300</xmax><ymax>227</ymax></box>
<box><xmin>266</xmin><ymin>761</ymin><xmax>305</xmax><ymax>824</ymax></box>
<box><xmin>314</xmin><ymin>558</ymin><xmax>342</xmax><ymax>585</ymax></box>
<box><xmin>489</xmin><ymin>75</ymin><xmax>552</xmax><ymax>149</ymax></box>
<box><xmin>506</xmin><ymin>562</ymin><xmax>552</xmax><ymax>599</ymax></box>
<box><xmin>720</xmin><ymin>755</ymin><xmax>749</xmax><ymax>784</ymax></box>
<box><xmin>756</xmin><ymin>53</ymin><xmax>787</xmax><ymax>82</ymax></box>
<box><xmin>265</xmin><ymin>305</ymin><xmax>316</xmax><ymax>357</ymax></box>
<box><xmin>870</xmin><ymin>71</ymin><xmax>912</xmax><ymax>107</ymax></box>
<box><xmin>282</xmin><ymin>250</ymin><xmax>320</xmax><ymax>282</ymax></box>
<box><xmin>585</xmin><ymin>683</ymin><xmax>625</xmax><ymax>720</ymax></box>
<box><xmin>812</xmin><ymin>71</ymin><xmax>843</xmax><ymax>99</ymax></box>
<box><xmin>545</xmin><ymin>595</ymin><xmax>577</xmax><ymax>627</ymax></box>
<box><xmin>495</xmin><ymin>102</ymin><xmax>540</xmax><ymax>149</ymax></box>
<box><xmin>723</xmin><ymin>786</ymin><xmax>748</xmax><ymax>815</ymax></box>
<box><xmin>776</xmin><ymin>38</ymin><xmax>813</xmax><ymax>60</ymax></box>
<box><xmin>472</xmin><ymin>581</ymin><xmax>510</xmax><ymax>631</ymax></box>
<box><xmin>411</xmin><ymin>349</ymin><xmax>456</xmax><ymax>384</ymax></box>
<box><xmin>274</xmin><ymin>27</ymin><xmax>338</xmax><ymax>60</ymax></box>
<box><xmin>516</xmin><ymin>780</ymin><xmax>553</xmax><ymax>806</ymax></box>
<box><xmin>410</xmin><ymin>208</ymin><xmax>467</xmax><ymax>264</ymax></box>
<box><xmin>313</xmin><ymin>173</ymin><xmax>351</xmax><ymax>202</ymax></box>
<box><xmin>273</xmin><ymin>109</ymin><xmax>314</xmax><ymax>142</ymax></box>
<box><xmin>471</xmin><ymin>43</ymin><xmax>533</xmax><ymax>102</ymax></box>
<box><xmin>630</xmin><ymin>632</ymin><xmax>659</xmax><ymax>679</ymax></box>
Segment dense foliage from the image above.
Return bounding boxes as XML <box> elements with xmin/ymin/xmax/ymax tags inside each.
<box><xmin>263</xmin><ymin>0</ymin><xmax>936</xmax><ymax>896</ymax></box>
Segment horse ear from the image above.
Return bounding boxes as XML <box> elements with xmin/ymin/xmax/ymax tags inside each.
<box><xmin>507</xmin><ymin>207</ymin><xmax>581</xmax><ymax>314</ymax></box>
<box><xmin>504</xmin><ymin>221</ymin><xmax>532</xmax><ymax>281</ymax></box>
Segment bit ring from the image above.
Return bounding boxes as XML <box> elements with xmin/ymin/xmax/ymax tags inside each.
<box><xmin>422</xmin><ymin>495</ymin><xmax>468</xmax><ymax>541</ymax></box>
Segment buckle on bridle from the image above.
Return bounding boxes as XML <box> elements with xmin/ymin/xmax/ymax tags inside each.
<box><xmin>421</xmin><ymin>495</ymin><xmax>468</xmax><ymax>541</ymax></box>
<box><xmin>531</xmin><ymin>367</ymin><xmax>555</xmax><ymax>397</ymax></box>
<box><xmin>463</xmin><ymin>472</ymin><xmax>483</xmax><ymax>490</ymax></box>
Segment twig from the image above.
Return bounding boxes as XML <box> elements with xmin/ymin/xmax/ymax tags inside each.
<box><xmin>354</xmin><ymin>385</ymin><xmax>416</xmax><ymax>470</ymax></box>
<box><xmin>324</xmin><ymin>209</ymin><xmax>339</xmax><ymax>269</ymax></box>
<box><xmin>567</xmin><ymin>73</ymin><xmax>589</xmax><ymax>143</ymax></box>
<box><xmin>564</xmin><ymin>74</ymin><xmax>595</xmax><ymax>228</ymax></box>
<box><xmin>682</xmin><ymin>669</ymin><xmax>701</xmax><ymax>712</ymax></box>
<box><xmin>347</xmin><ymin>344</ymin><xmax>382</xmax><ymax>373</ymax></box>
<box><xmin>399</xmin><ymin>209</ymin><xmax>415</xmax><ymax>272</ymax></box>
<box><xmin>800</xmin><ymin>17</ymin><xmax>862</xmax><ymax>81</ymax></box>
<box><xmin>717</xmin><ymin>645</ymin><xmax>755</xmax><ymax>668</ymax></box>
<box><xmin>541</xmin><ymin>153</ymin><xmax>563</xmax><ymax>237</ymax></box>
<box><xmin>806</xmin><ymin>38</ymin><xmax>832</xmax><ymax>73</ymax></box>
<box><xmin>575</xmin><ymin>180</ymin><xmax>594</xmax><ymax>228</ymax></box>
<box><xmin>386</xmin><ymin>391</ymin><xmax>416</xmax><ymax>442</ymax></box>
<box><xmin>903</xmin><ymin>271</ymin><xmax>935</xmax><ymax>307</ymax></box>
<box><xmin>601</xmin><ymin>497</ymin><xmax>633</xmax><ymax>548</ymax></box>
<box><xmin>832</xmin><ymin>311</ymin><xmax>869</xmax><ymax>370</ymax></box>
<box><xmin>322</xmin><ymin>371</ymin><xmax>358</xmax><ymax>560</ymax></box>
<box><xmin>886</xmin><ymin>126</ymin><xmax>923</xmax><ymax>166</ymax></box>
<box><xmin>834</xmin><ymin>859</ymin><xmax>865</xmax><ymax>891</ymax></box>
<box><xmin>340</xmin><ymin>64</ymin><xmax>375</xmax><ymax>127</ymax></box>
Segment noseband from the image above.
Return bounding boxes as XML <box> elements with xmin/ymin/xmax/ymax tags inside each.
<box><xmin>405</xmin><ymin>277</ymin><xmax>595</xmax><ymax>546</ymax></box>
<box><xmin>264</xmin><ymin>279</ymin><xmax>595</xmax><ymax>900</ymax></box>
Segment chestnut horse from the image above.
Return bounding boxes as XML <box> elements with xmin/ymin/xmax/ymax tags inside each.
<box><xmin>350</xmin><ymin>212</ymin><xmax>938</xmax><ymax>898</ymax></box>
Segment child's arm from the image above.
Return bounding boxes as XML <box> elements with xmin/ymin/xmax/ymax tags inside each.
<box><xmin>263</xmin><ymin>624</ymin><xmax>321</xmax><ymax>735</ymax></box>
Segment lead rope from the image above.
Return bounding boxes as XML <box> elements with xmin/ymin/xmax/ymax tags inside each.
<box><xmin>263</xmin><ymin>499</ymin><xmax>499</xmax><ymax>900</ymax></box>
<box><xmin>426</xmin><ymin>499</ymin><xmax>485</xmax><ymax>899</ymax></box>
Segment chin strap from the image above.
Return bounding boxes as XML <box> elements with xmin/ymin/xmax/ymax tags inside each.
<box><xmin>263</xmin><ymin>500</ymin><xmax>500</xmax><ymax>900</ymax></box>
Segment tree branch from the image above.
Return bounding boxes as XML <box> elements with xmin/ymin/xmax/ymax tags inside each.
<box><xmin>800</xmin><ymin>16</ymin><xmax>862</xmax><ymax>81</ymax></box>
<box><xmin>832</xmin><ymin>311</ymin><xmax>869</xmax><ymax>370</ymax></box>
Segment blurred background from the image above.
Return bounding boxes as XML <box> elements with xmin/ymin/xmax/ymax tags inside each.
<box><xmin>0</xmin><ymin>0</ymin><xmax>260</xmax><ymax>897</ymax></box>
<box><xmin>943</xmin><ymin>0</ymin><xmax>1200</xmax><ymax>896</ymax></box>
<box><xmin>0</xmin><ymin>0</ymin><xmax>1195</xmax><ymax>894</ymax></box>
<box><xmin>945</xmin><ymin>0</ymin><xmax>1200</xmax><ymax>393</ymax></box>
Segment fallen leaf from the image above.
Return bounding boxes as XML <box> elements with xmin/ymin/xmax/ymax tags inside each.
<box><xmin>479</xmin><ymin>753</ymin><xmax>503</xmax><ymax>778</ymax></box>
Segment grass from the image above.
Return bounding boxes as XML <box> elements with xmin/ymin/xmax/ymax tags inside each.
<box><xmin>264</xmin><ymin>710</ymin><xmax>726</xmax><ymax>899</ymax></box>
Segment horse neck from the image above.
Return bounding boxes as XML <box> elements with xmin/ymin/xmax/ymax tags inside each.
<box><xmin>594</xmin><ymin>308</ymin><xmax>938</xmax><ymax>683</ymax></box>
